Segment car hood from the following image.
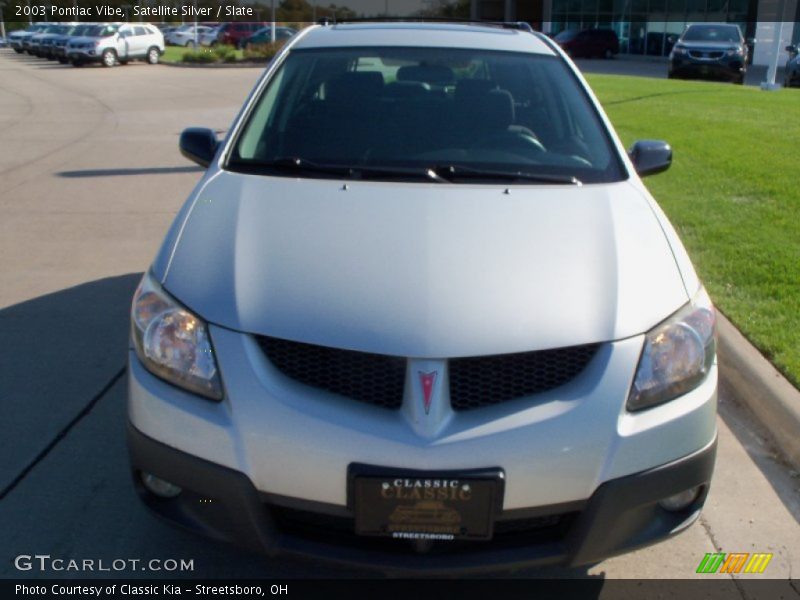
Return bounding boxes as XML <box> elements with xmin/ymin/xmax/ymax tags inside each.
<box><xmin>678</xmin><ymin>41</ymin><xmax>741</xmax><ymax>49</ymax></box>
<box><xmin>67</xmin><ymin>36</ymin><xmax>97</xmax><ymax>45</ymax></box>
<box><xmin>159</xmin><ymin>174</ymin><xmax>689</xmax><ymax>357</ymax></box>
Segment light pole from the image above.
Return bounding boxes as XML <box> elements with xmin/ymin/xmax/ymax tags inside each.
<box><xmin>0</xmin><ymin>2</ymin><xmax>6</xmax><ymax>43</ymax></box>
<box><xmin>271</xmin><ymin>0</ymin><xmax>276</xmax><ymax>43</ymax></box>
<box><xmin>761</xmin><ymin>1</ymin><xmax>787</xmax><ymax>90</ymax></box>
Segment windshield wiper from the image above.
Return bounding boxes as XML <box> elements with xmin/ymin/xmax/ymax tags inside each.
<box><xmin>231</xmin><ymin>156</ymin><xmax>448</xmax><ymax>182</ymax></box>
<box><xmin>430</xmin><ymin>164</ymin><xmax>581</xmax><ymax>185</ymax></box>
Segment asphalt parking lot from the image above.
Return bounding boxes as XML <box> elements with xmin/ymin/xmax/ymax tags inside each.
<box><xmin>0</xmin><ymin>49</ymin><xmax>799</xmax><ymax>586</ymax></box>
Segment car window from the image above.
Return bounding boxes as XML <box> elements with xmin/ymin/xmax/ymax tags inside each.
<box><xmin>230</xmin><ymin>47</ymin><xmax>625</xmax><ymax>184</ymax></box>
<box><xmin>682</xmin><ymin>25</ymin><xmax>741</xmax><ymax>43</ymax></box>
<box><xmin>134</xmin><ymin>27</ymin><xmax>147</xmax><ymax>36</ymax></box>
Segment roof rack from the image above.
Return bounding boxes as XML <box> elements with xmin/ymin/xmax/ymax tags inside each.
<box><xmin>316</xmin><ymin>17</ymin><xmax>534</xmax><ymax>33</ymax></box>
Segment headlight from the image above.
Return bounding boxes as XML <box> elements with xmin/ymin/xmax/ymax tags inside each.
<box><xmin>131</xmin><ymin>272</ymin><xmax>223</xmax><ymax>400</ymax></box>
<box><xmin>627</xmin><ymin>288</ymin><xmax>716</xmax><ymax>411</ymax></box>
<box><xmin>671</xmin><ymin>45</ymin><xmax>687</xmax><ymax>55</ymax></box>
<box><xmin>726</xmin><ymin>47</ymin><xmax>744</xmax><ymax>56</ymax></box>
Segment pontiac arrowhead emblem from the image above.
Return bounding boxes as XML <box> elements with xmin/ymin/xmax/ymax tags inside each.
<box><xmin>419</xmin><ymin>371</ymin><xmax>437</xmax><ymax>415</ymax></box>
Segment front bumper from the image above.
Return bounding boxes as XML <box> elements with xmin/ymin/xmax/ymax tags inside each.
<box><xmin>669</xmin><ymin>57</ymin><xmax>745</xmax><ymax>81</ymax></box>
<box><xmin>127</xmin><ymin>321</ymin><xmax>718</xmax><ymax>572</ymax></box>
<box><xmin>128</xmin><ymin>422</ymin><xmax>716</xmax><ymax>573</ymax></box>
<box><xmin>66</xmin><ymin>48</ymin><xmax>102</xmax><ymax>62</ymax></box>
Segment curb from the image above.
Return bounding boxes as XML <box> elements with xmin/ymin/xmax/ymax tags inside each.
<box><xmin>716</xmin><ymin>311</ymin><xmax>800</xmax><ymax>469</ymax></box>
<box><xmin>160</xmin><ymin>61</ymin><xmax>266</xmax><ymax>69</ymax></box>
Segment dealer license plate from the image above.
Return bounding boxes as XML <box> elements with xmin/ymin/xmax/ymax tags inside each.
<box><xmin>353</xmin><ymin>473</ymin><xmax>501</xmax><ymax>541</ymax></box>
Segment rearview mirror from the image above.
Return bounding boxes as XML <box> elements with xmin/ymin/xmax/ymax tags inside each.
<box><xmin>180</xmin><ymin>128</ymin><xmax>218</xmax><ymax>168</ymax></box>
<box><xmin>628</xmin><ymin>140</ymin><xmax>672</xmax><ymax>177</ymax></box>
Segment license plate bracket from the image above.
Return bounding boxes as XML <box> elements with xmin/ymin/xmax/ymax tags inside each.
<box><xmin>348</xmin><ymin>464</ymin><xmax>505</xmax><ymax>541</ymax></box>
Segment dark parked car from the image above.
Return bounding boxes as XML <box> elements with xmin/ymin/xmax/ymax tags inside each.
<box><xmin>237</xmin><ymin>26</ymin><xmax>296</xmax><ymax>49</ymax></box>
<box><xmin>668</xmin><ymin>23</ymin><xmax>747</xmax><ymax>84</ymax></box>
<box><xmin>214</xmin><ymin>22</ymin><xmax>270</xmax><ymax>47</ymax></box>
<box><xmin>785</xmin><ymin>44</ymin><xmax>800</xmax><ymax>88</ymax></box>
<box><xmin>553</xmin><ymin>28</ymin><xmax>619</xmax><ymax>59</ymax></box>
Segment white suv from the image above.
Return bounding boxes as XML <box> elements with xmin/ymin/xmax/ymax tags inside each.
<box><xmin>66</xmin><ymin>23</ymin><xmax>164</xmax><ymax>67</ymax></box>
<box><xmin>127</xmin><ymin>21</ymin><xmax>717</xmax><ymax>574</ymax></box>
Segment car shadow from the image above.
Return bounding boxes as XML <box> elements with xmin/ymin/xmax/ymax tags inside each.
<box><xmin>0</xmin><ymin>274</ymin><xmax>141</xmax><ymax>498</ymax></box>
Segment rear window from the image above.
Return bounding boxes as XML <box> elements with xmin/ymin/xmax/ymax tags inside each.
<box><xmin>229</xmin><ymin>46</ymin><xmax>625</xmax><ymax>184</ymax></box>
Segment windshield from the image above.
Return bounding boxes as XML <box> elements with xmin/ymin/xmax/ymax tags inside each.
<box><xmin>681</xmin><ymin>25</ymin><xmax>741</xmax><ymax>43</ymax></box>
<box><xmin>84</xmin><ymin>25</ymin><xmax>119</xmax><ymax>37</ymax></box>
<box><xmin>229</xmin><ymin>47</ymin><xmax>624</xmax><ymax>184</ymax></box>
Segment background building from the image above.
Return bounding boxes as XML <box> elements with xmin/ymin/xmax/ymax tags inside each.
<box><xmin>470</xmin><ymin>0</ymin><xmax>799</xmax><ymax>66</ymax></box>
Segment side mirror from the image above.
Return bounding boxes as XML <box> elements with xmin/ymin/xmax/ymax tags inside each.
<box><xmin>628</xmin><ymin>140</ymin><xmax>672</xmax><ymax>177</ymax></box>
<box><xmin>786</xmin><ymin>44</ymin><xmax>798</xmax><ymax>55</ymax></box>
<box><xmin>180</xmin><ymin>128</ymin><xmax>218</xmax><ymax>168</ymax></box>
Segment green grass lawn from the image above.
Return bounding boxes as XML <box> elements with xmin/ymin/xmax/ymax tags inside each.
<box><xmin>585</xmin><ymin>74</ymin><xmax>800</xmax><ymax>387</ymax></box>
<box><xmin>161</xmin><ymin>45</ymin><xmax>244</xmax><ymax>64</ymax></box>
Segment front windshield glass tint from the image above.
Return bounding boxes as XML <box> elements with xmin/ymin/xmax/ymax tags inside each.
<box><xmin>84</xmin><ymin>25</ymin><xmax>118</xmax><ymax>37</ymax></box>
<box><xmin>230</xmin><ymin>47</ymin><xmax>625</xmax><ymax>184</ymax></box>
<box><xmin>682</xmin><ymin>25</ymin><xmax>740</xmax><ymax>43</ymax></box>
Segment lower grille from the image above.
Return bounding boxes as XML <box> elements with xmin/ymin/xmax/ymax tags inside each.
<box><xmin>269</xmin><ymin>505</ymin><xmax>577</xmax><ymax>554</ymax></box>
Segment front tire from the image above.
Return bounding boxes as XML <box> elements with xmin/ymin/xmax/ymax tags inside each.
<box><xmin>58</xmin><ymin>57</ymin><xmax>68</xmax><ymax>64</ymax></box>
<box><xmin>14</xmin><ymin>48</ymin><xmax>24</xmax><ymax>54</ymax></box>
<box><xmin>146</xmin><ymin>46</ymin><xmax>160</xmax><ymax>64</ymax></box>
<box><xmin>101</xmin><ymin>48</ymin><xmax>117</xmax><ymax>67</ymax></box>
<box><xmin>603</xmin><ymin>48</ymin><xmax>614</xmax><ymax>59</ymax></box>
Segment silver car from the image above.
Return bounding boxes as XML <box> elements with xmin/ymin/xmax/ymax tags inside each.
<box><xmin>66</xmin><ymin>23</ymin><xmax>164</xmax><ymax>67</ymax></box>
<box><xmin>128</xmin><ymin>21</ymin><xmax>718</xmax><ymax>573</ymax></box>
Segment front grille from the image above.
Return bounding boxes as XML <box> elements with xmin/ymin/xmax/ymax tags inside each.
<box><xmin>449</xmin><ymin>344</ymin><xmax>600</xmax><ymax>411</ymax></box>
<box><xmin>269</xmin><ymin>505</ymin><xmax>577</xmax><ymax>554</ymax></box>
<box><xmin>257</xmin><ymin>336</ymin><xmax>406</xmax><ymax>409</ymax></box>
<box><xmin>258</xmin><ymin>336</ymin><xmax>600</xmax><ymax>411</ymax></box>
<box><xmin>689</xmin><ymin>50</ymin><xmax>724</xmax><ymax>59</ymax></box>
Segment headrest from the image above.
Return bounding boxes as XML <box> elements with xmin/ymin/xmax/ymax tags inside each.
<box><xmin>396</xmin><ymin>64</ymin><xmax>456</xmax><ymax>85</ymax></box>
<box><xmin>326</xmin><ymin>71</ymin><xmax>384</xmax><ymax>105</ymax></box>
<box><xmin>383</xmin><ymin>81</ymin><xmax>432</xmax><ymax>99</ymax></box>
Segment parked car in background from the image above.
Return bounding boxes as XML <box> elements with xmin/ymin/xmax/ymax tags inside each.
<box><xmin>785</xmin><ymin>43</ymin><xmax>800</xmax><ymax>88</ymax></box>
<box><xmin>128</xmin><ymin>21</ymin><xmax>718</xmax><ymax>573</ymax></box>
<box><xmin>34</xmin><ymin>24</ymin><xmax>77</xmax><ymax>58</ymax></box>
<box><xmin>51</xmin><ymin>23</ymin><xmax>97</xmax><ymax>63</ymax></box>
<box><xmin>8</xmin><ymin>23</ymin><xmax>48</xmax><ymax>54</ymax></box>
<box><xmin>237</xmin><ymin>26</ymin><xmax>296</xmax><ymax>49</ymax></box>
<box><xmin>199</xmin><ymin>26</ymin><xmax>222</xmax><ymax>47</ymax></box>
<box><xmin>66</xmin><ymin>23</ymin><xmax>164</xmax><ymax>67</ymax></box>
<box><xmin>166</xmin><ymin>24</ymin><xmax>214</xmax><ymax>47</ymax></box>
<box><xmin>668</xmin><ymin>23</ymin><xmax>747</xmax><ymax>84</ymax></box>
<box><xmin>27</xmin><ymin>24</ymin><xmax>68</xmax><ymax>56</ymax></box>
<box><xmin>214</xmin><ymin>22</ymin><xmax>269</xmax><ymax>47</ymax></box>
<box><xmin>553</xmin><ymin>28</ymin><xmax>619</xmax><ymax>58</ymax></box>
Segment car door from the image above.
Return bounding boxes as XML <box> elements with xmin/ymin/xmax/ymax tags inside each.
<box><xmin>130</xmin><ymin>26</ymin><xmax>149</xmax><ymax>56</ymax></box>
